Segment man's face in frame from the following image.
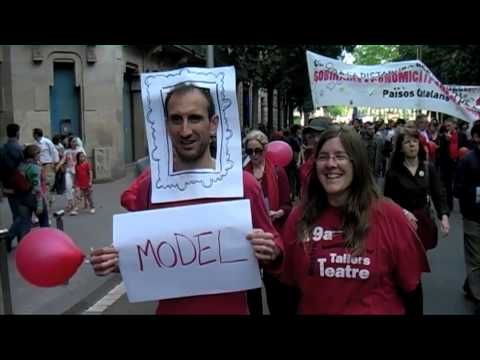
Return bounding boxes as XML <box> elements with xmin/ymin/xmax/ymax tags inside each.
<box><xmin>166</xmin><ymin>88</ymin><xmax>218</xmax><ymax>171</ymax></box>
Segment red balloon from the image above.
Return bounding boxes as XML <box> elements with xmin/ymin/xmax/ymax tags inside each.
<box><xmin>15</xmin><ymin>228</ymin><xmax>85</xmax><ymax>287</ymax></box>
<box><xmin>266</xmin><ymin>141</ymin><xmax>293</xmax><ymax>168</ymax></box>
<box><xmin>459</xmin><ymin>147</ymin><xmax>471</xmax><ymax>160</ymax></box>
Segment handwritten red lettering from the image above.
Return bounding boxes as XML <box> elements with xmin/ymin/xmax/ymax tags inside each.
<box><xmin>196</xmin><ymin>231</ymin><xmax>217</xmax><ymax>266</ymax></box>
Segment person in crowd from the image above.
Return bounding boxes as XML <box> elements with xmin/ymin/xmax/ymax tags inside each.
<box><xmin>454</xmin><ymin>122</ymin><xmax>480</xmax><ymax>315</ymax></box>
<box><xmin>384</xmin><ymin>128</ymin><xmax>450</xmax><ymax>314</ymax></box>
<box><xmin>0</xmin><ymin>123</ymin><xmax>25</xmax><ymax>252</ymax></box>
<box><xmin>51</xmin><ymin>134</ymin><xmax>66</xmax><ymax>196</ymax></box>
<box><xmin>74</xmin><ymin>151</ymin><xmax>95</xmax><ymax>214</ymax></box>
<box><xmin>56</xmin><ymin>136</ymin><xmax>86</xmax><ymax>215</ymax></box>
<box><xmin>32</xmin><ymin>128</ymin><xmax>59</xmax><ymax>209</ymax></box>
<box><xmin>284</xmin><ymin>124</ymin><xmax>302</xmax><ymax>200</ymax></box>
<box><xmin>436</xmin><ymin>118</ymin><xmax>458</xmax><ymax>211</ymax></box>
<box><xmin>297</xmin><ymin>117</ymin><xmax>333</xmax><ymax>196</ymax></box>
<box><xmin>17</xmin><ymin>145</ymin><xmax>49</xmax><ymax>236</ymax></box>
<box><xmin>360</xmin><ymin>121</ymin><xmax>383</xmax><ymax>181</ymax></box>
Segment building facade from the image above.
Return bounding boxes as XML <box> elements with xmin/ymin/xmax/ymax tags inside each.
<box><xmin>0</xmin><ymin>45</ymin><xmax>290</xmax><ymax>180</ymax></box>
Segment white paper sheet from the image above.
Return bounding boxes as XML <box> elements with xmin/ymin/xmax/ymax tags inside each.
<box><xmin>113</xmin><ymin>200</ymin><xmax>261</xmax><ymax>302</ymax></box>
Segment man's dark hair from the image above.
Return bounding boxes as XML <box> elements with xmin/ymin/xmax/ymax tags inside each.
<box><xmin>52</xmin><ymin>134</ymin><xmax>62</xmax><ymax>145</ymax></box>
<box><xmin>396</xmin><ymin>118</ymin><xmax>406</xmax><ymax>126</ymax></box>
<box><xmin>164</xmin><ymin>83</ymin><xmax>215</xmax><ymax>119</ymax></box>
<box><xmin>6</xmin><ymin>123</ymin><xmax>20</xmax><ymax>138</ymax></box>
<box><xmin>471</xmin><ymin>123</ymin><xmax>480</xmax><ymax>138</ymax></box>
<box><xmin>33</xmin><ymin>128</ymin><xmax>43</xmax><ymax>138</ymax></box>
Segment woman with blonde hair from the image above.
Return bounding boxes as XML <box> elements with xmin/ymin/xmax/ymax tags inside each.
<box><xmin>243</xmin><ymin>129</ymin><xmax>296</xmax><ymax>314</ymax></box>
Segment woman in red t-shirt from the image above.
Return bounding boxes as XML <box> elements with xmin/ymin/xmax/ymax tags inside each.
<box><xmin>74</xmin><ymin>152</ymin><xmax>95</xmax><ymax>214</ymax></box>
<box><xmin>249</xmin><ymin>127</ymin><xmax>430</xmax><ymax>315</ymax></box>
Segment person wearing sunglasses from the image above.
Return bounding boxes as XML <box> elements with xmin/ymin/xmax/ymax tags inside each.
<box><xmin>243</xmin><ymin>130</ymin><xmax>297</xmax><ymax>314</ymax></box>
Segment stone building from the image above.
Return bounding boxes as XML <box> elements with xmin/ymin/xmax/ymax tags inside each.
<box><xmin>0</xmin><ymin>45</ymin><xmax>291</xmax><ymax>180</ymax></box>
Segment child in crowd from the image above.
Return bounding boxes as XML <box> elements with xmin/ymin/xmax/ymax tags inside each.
<box><xmin>74</xmin><ymin>152</ymin><xmax>95</xmax><ymax>214</ymax></box>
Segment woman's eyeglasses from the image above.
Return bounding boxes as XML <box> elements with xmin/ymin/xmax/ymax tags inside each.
<box><xmin>246</xmin><ymin>148</ymin><xmax>264</xmax><ymax>156</ymax></box>
<box><xmin>317</xmin><ymin>152</ymin><xmax>350</xmax><ymax>164</ymax></box>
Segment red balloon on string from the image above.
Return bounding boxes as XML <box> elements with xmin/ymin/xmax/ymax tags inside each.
<box><xmin>266</xmin><ymin>141</ymin><xmax>293</xmax><ymax>168</ymax></box>
<box><xmin>15</xmin><ymin>228</ymin><xmax>85</xmax><ymax>287</ymax></box>
<box><xmin>458</xmin><ymin>147</ymin><xmax>471</xmax><ymax>160</ymax></box>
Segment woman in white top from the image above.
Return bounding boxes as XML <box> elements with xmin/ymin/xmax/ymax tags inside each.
<box><xmin>56</xmin><ymin>136</ymin><xmax>86</xmax><ymax>215</ymax></box>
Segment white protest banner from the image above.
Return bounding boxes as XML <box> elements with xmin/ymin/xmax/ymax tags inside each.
<box><xmin>113</xmin><ymin>199</ymin><xmax>261</xmax><ymax>302</ymax></box>
<box><xmin>447</xmin><ymin>85</ymin><xmax>480</xmax><ymax>110</ymax></box>
<box><xmin>306</xmin><ymin>51</ymin><xmax>480</xmax><ymax>124</ymax></box>
<box><xmin>141</xmin><ymin>66</ymin><xmax>243</xmax><ymax>204</ymax></box>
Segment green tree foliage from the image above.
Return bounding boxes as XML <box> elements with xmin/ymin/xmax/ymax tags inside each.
<box><xmin>352</xmin><ymin>45</ymin><xmax>400</xmax><ymax>65</ymax></box>
<box><xmin>397</xmin><ymin>45</ymin><xmax>480</xmax><ymax>85</ymax></box>
<box><xmin>217</xmin><ymin>45</ymin><xmax>353</xmax><ymax>130</ymax></box>
<box><xmin>324</xmin><ymin>105</ymin><xmax>349</xmax><ymax>117</ymax></box>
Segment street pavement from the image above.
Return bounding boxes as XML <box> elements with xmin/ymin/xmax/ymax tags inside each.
<box><xmin>0</xmin><ymin>169</ymin><xmax>136</xmax><ymax>314</ymax></box>
<box><xmin>423</xmin><ymin>201</ymin><xmax>476</xmax><ymax>314</ymax></box>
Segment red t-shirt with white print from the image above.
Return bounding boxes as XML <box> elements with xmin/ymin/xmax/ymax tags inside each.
<box><xmin>277</xmin><ymin>198</ymin><xmax>430</xmax><ymax>315</ymax></box>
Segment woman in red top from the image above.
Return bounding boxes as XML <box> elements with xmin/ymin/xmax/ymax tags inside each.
<box><xmin>74</xmin><ymin>152</ymin><xmax>95</xmax><ymax>214</ymax></box>
<box><xmin>243</xmin><ymin>130</ymin><xmax>297</xmax><ymax>314</ymax></box>
<box><xmin>249</xmin><ymin>127</ymin><xmax>430</xmax><ymax>314</ymax></box>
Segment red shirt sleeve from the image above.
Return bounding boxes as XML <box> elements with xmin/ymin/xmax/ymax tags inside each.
<box><xmin>120</xmin><ymin>168</ymin><xmax>151</xmax><ymax>211</ymax></box>
<box><xmin>378</xmin><ymin>200</ymin><xmax>430</xmax><ymax>293</ymax></box>
<box><xmin>242</xmin><ymin>171</ymin><xmax>283</xmax><ymax>255</ymax></box>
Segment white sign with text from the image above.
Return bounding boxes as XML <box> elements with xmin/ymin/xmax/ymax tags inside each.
<box><xmin>113</xmin><ymin>200</ymin><xmax>261</xmax><ymax>302</ymax></box>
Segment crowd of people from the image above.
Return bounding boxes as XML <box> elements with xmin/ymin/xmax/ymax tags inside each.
<box><xmin>89</xmin><ymin>82</ymin><xmax>480</xmax><ymax>315</ymax></box>
<box><xmin>0</xmin><ymin>126</ymin><xmax>95</xmax><ymax>253</ymax></box>
<box><xmin>2</xmin><ymin>82</ymin><xmax>479</xmax><ymax>315</ymax></box>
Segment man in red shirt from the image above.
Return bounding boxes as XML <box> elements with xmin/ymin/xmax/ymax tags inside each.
<box><xmin>90</xmin><ymin>83</ymin><xmax>281</xmax><ymax>314</ymax></box>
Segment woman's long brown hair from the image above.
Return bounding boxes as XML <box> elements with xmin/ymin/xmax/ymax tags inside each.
<box><xmin>297</xmin><ymin>127</ymin><xmax>379</xmax><ymax>255</ymax></box>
